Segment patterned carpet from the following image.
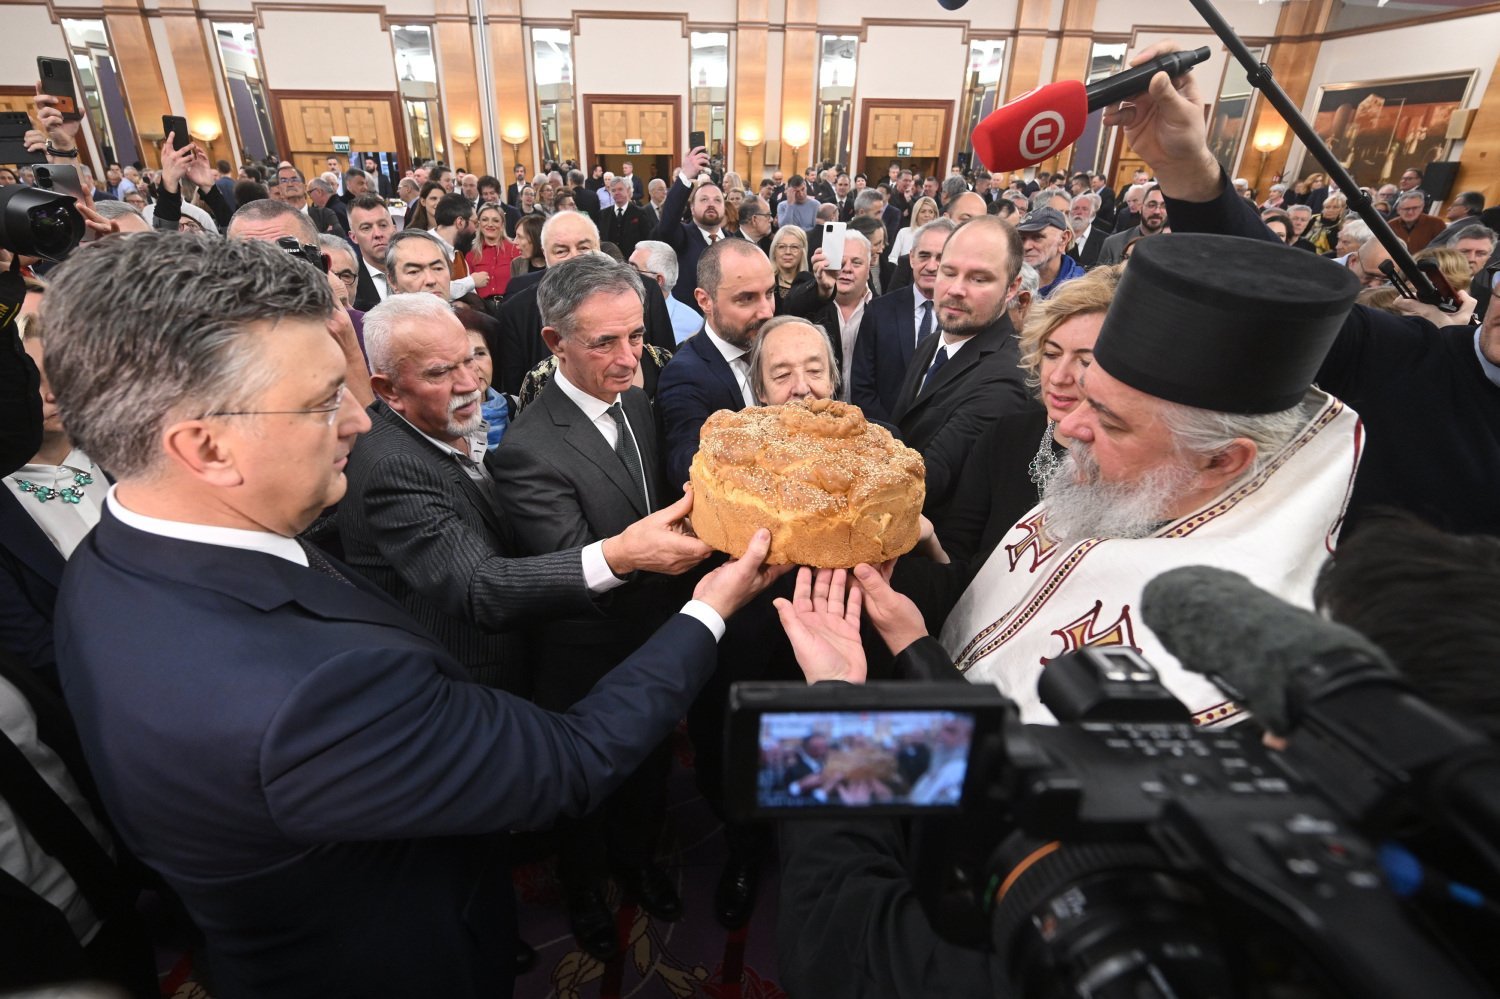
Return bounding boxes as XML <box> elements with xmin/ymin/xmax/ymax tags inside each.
<box><xmin>512</xmin><ymin>729</ymin><xmax>787</xmax><ymax>999</ymax></box>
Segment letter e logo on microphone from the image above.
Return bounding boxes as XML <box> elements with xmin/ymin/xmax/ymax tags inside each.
<box><xmin>1020</xmin><ymin>111</ymin><xmax>1067</xmax><ymax>161</ymax></box>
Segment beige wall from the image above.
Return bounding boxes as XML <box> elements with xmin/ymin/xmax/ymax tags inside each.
<box><xmin>258</xmin><ymin>10</ymin><xmax>397</xmax><ymax>92</ymax></box>
<box><xmin>572</xmin><ymin>17</ymin><xmax>692</xmax><ymax>160</ymax></box>
<box><xmin>2</xmin><ymin>7</ymin><xmax>68</xmax><ymax>87</ymax></box>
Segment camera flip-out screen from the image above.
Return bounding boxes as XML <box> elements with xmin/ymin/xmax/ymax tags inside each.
<box><xmin>727</xmin><ymin>682</ymin><xmax>1009</xmax><ymax>820</ymax></box>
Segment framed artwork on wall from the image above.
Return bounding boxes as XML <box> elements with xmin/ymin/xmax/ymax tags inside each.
<box><xmin>1298</xmin><ymin>72</ymin><xmax>1476</xmax><ymax>188</ymax></box>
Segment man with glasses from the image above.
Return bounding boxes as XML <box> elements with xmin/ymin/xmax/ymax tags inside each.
<box><xmin>631</xmin><ymin>240</ymin><xmax>699</xmax><ymax>343</ymax></box>
<box><xmin>738</xmin><ymin>195</ymin><xmax>774</xmax><ymax>254</ymax></box>
<box><xmin>1100</xmin><ymin>35</ymin><xmax>1500</xmax><ymax>539</ymax></box>
<box><xmin>40</xmin><ymin>233</ymin><xmax>785</xmax><ymax>997</ymax></box>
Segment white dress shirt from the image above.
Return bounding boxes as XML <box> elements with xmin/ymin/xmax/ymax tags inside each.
<box><xmin>362</xmin><ymin>257</ymin><xmax>390</xmax><ymax>303</ymax></box>
<box><xmin>108</xmin><ymin>485</ymin><xmax>309</xmax><ymax>565</ymax></box>
<box><xmin>703</xmin><ymin>325</ymin><xmax>757</xmax><ymax>407</ymax></box>
<box><xmin>835</xmin><ymin>290</ymin><xmax>873</xmax><ymax>389</ymax></box>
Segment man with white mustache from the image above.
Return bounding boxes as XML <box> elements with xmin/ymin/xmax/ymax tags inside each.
<box><xmin>338</xmin><ymin>293</ymin><xmax>708</xmax><ymax>693</ymax></box>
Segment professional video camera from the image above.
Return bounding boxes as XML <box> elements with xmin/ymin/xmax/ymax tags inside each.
<box><xmin>729</xmin><ymin>567</ymin><xmax>1500</xmax><ymax>998</ymax></box>
<box><xmin>1</xmin><ymin>175</ymin><xmax>85</xmax><ymax>262</ymax></box>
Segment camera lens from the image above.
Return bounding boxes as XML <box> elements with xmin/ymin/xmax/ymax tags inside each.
<box><xmin>1</xmin><ymin>185</ymin><xmax>85</xmax><ymax>261</ymax></box>
<box><xmin>28</xmin><ymin>204</ymin><xmax>74</xmax><ymax>258</ymax></box>
<box><xmin>989</xmin><ymin>841</ymin><xmax>1234</xmax><ymax>998</ymax></box>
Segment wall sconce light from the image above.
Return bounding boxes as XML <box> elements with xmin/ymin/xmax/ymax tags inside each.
<box><xmin>1253</xmin><ymin>129</ymin><xmax>1286</xmax><ymax>175</ymax></box>
<box><xmin>502</xmin><ymin>125</ymin><xmax>528</xmax><ymax>172</ymax></box>
<box><xmin>782</xmin><ymin>122</ymin><xmax>809</xmax><ymax>176</ymax></box>
<box><xmin>191</xmin><ymin>121</ymin><xmax>222</xmax><ymax>144</ymax></box>
<box><xmin>453</xmin><ymin>126</ymin><xmax>479</xmax><ymax>170</ymax></box>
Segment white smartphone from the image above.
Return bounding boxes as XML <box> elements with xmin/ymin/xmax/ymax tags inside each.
<box><xmin>821</xmin><ymin>221</ymin><xmax>847</xmax><ymax>271</ymax></box>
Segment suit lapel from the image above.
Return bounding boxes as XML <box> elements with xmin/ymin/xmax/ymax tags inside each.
<box><xmin>894</xmin><ymin>287</ymin><xmax>919</xmax><ymax>367</ymax></box>
<box><xmin>546</xmin><ymin>385</ymin><xmax>651</xmax><ymax>518</ymax></box>
<box><xmin>375</xmin><ymin>402</ymin><xmax>506</xmax><ymax>539</ymax></box>
<box><xmin>695</xmin><ymin>333</ymin><xmax>745</xmax><ymax>408</ymax></box>
<box><xmin>892</xmin><ymin>334</ymin><xmax>939</xmax><ymax>423</ymax></box>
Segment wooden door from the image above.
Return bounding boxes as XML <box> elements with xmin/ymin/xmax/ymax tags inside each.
<box><xmin>858</xmin><ymin>100</ymin><xmax>953</xmax><ymax>180</ymax></box>
<box><xmin>272</xmin><ymin>91</ymin><xmax>407</xmax><ymax>186</ymax></box>
<box><xmin>583</xmin><ymin>95</ymin><xmax>680</xmax><ymax>171</ymax></box>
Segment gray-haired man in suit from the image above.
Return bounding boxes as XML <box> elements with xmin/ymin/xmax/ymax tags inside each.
<box><xmin>338</xmin><ymin>292</ymin><xmax>710</xmax><ymax>692</ymax></box>
<box><xmin>492</xmin><ymin>254</ymin><xmax>691</xmax><ymax>959</ymax></box>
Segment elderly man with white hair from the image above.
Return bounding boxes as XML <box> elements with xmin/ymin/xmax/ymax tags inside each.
<box><xmin>630</xmin><ymin>240</ymin><xmax>699</xmax><ymax>343</ymax></box>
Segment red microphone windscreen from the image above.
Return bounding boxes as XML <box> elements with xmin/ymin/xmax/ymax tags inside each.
<box><xmin>971</xmin><ymin>80</ymin><xmax>1088</xmax><ymax>172</ymax></box>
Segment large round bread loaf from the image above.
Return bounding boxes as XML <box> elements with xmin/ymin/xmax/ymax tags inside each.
<box><xmin>689</xmin><ymin>399</ymin><xmax>926</xmax><ymax>567</ymax></box>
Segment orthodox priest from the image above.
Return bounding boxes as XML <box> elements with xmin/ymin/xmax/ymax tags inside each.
<box><xmin>932</xmin><ymin>232</ymin><xmax>1362</xmax><ymax>724</ymax></box>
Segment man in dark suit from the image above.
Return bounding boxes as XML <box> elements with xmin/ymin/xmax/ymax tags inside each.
<box><xmin>492</xmin><ymin>255</ymin><xmax>692</xmax><ymax>959</ymax></box>
<box><xmin>348</xmin><ymin>194</ymin><xmax>395</xmax><ymax>311</ymax></box>
<box><xmin>620</xmin><ymin>161</ymin><xmax>646</xmax><ymax>202</ymax></box>
<box><xmin>889</xmin><ymin>217</ymin><xmax>1038</xmax><ymax>528</ymax></box>
<box><xmin>652</xmin><ymin>146</ymin><xmax>728</xmax><ymax>311</ymax></box>
<box><xmin>308</xmin><ymin>178</ymin><xmax>350</xmax><ymax>235</ymax></box>
<box><xmin>641</xmin><ymin>178</ymin><xmax>669</xmax><ymax>228</ymax></box>
<box><xmin>41</xmin><ymin>233</ymin><xmax>786</xmax><ymax>999</ymax></box>
<box><xmin>506</xmin><ymin>162</ymin><xmax>528</xmax><ymax>207</ymax></box>
<box><xmin>657</xmin><ymin>238</ymin><xmax>776</xmax><ymax>488</ymax></box>
<box><xmin>1090</xmin><ymin>174</ymin><xmax>1117</xmax><ymax>228</ymax></box>
<box><xmin>342</xmin><ymin>289</ymin><xmax>704</xmax><ymax>691</ymax></box>
<box><xmin>497</xmin><ymin>212</ymin><xmax>677</xmax><ymax>394</ymax></box>
<box><xmin>850</xmin><ymin>218</ymin><xmax>954</xmax><ymax>422</ymax></box>
<box><xmin>593</xmin><ymin>176</ymin><xmax>651</xmax><ymax>258</ymax></box>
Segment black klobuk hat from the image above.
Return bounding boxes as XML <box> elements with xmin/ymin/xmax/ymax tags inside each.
<box><xmin>1093</xmin><ymin>233</ymin><xmax>1360</xmax><ymax>414</ymax></box>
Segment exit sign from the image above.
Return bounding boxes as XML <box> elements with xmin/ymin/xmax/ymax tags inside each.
<box><xmin>331</xmin><ymin>135</ymin><xmax>351</xmax><ymax>153</ymax></box>
<box><xmin>624</xmin><ymin>139</ymin><xmax>643</xmax><ymax>155</ymax></box>
<box><xmin>895</xmin><ymin>142</ymin><xmax>913</xmax><ymax>157</ymax></box>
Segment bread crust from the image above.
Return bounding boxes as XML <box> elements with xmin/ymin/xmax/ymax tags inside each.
<box><xmin>689</xmin><ymin>399</ymin><xmax>926</xmax><ymax>567</ymax></box>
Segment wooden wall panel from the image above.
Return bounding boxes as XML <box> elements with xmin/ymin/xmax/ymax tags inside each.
<box><xmin>1243</xmin><ymin>0</ymin><xmax>1336</xmax><ymax>192</ymax></box>
<box><xmin>434</xmin><ymin>0</ymin><xmax>486</xmax><ymax>175</ymax></box>
<box><xmin>157</xmin><ymin>3</ymin><xmax>233</xmax><ymax>170</ymax></box>
<box><xmin>1004</xmin><ymin>0</ymin><xmax>1053</xmax><ymax>103</ymax></box>
<box><xmin>1452</xmin><ymin>49</ymin><xmax>1500</xmax><ymax>205</ymax></box>
<box><xmin>1041</xmin><ymin>0</ymin><xmax>1096</xmax><ymax>174</ymax></box>
<box><xmin>735</xmin><ymin>0</ymin><xmax>768</xmax><ymax>181</ymax></box>
<box><xmin>274</xmin><ymin>92</ymin><xmax>403</xmax><ymax>187</ymax></box>
<box><xmin>103</xmin><ymin>9</ymin><xmax>173</xmax><ymax>168</ymax></box>
<box><xmin>486</xmin><ymin>0</ymin><xmax>534</xmax><ymax>175</ymax></box>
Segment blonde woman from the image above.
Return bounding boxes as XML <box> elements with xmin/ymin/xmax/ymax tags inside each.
<box><xmin>888</xmin><ymin>196</ymin><xmax>940</xmax><ymax>263</ymax></box>
<box><xmin>770</xmin><ymin>225</ymin><xmax>811</xmax><ymax>308</ymax></box>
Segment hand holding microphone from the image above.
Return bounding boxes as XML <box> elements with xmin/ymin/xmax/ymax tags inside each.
<box><xmin>1102</xmin><ymin>39</ymin><xmax>1224</xmax><ymax>203</ymax></box>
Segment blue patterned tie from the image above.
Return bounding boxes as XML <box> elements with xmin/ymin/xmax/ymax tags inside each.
<box><xmin>917</xmin><ymin>300</ymin><xmax>933</xmax><ymax>347</ymax></box>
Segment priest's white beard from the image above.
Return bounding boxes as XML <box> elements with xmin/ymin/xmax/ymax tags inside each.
<box><xmin>1040</xmin><ymin>443</ymin><xmax>1196</xmax><ymax>548</ymax></box>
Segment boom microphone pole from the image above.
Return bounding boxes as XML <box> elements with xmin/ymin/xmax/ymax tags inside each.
<box><xmin>1186</xmin><ymin>0</ymin><xmax>1459</xmax><ymax>311</ymax></box>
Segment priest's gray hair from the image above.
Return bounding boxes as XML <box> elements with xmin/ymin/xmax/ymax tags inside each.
<box><xmin>1161</xmin><ymin>401</ymin><xmax>1305</xmax><ymax>481</ymax></box>
<box><xmin>537</xmin><ymin>253</ymin><xmax>645</xmax><ymax>339</ymax></box>
<box><xmin>363</xmin><ymin>292</ymin><xmax>456</xmax><ymax>382</ymax></box>
<box><xmin>39</xmin><ymin>232</ymin><xmax>334</xmax><ymax>480</ymax></box>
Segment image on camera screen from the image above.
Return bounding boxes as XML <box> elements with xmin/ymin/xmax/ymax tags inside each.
<box><xmin>756</xmin><ymin>710</ymin><xmax>974</xmax><ymax>808</ymax></box>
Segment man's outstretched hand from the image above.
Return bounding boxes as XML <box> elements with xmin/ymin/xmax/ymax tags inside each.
<box><xmin>775</xmin><ymin>566</ymin><xmax>867</xmax><ymax>684</ymax></box>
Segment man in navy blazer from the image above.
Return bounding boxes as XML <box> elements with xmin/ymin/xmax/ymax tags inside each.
<box><xmin>849</xmin><ymin>218</ymin><xmax>953</xmax><ymax>422</ymax></box>
<box><xmin>651</xmin><ymin>145</ymin><xmax>730</xmax><ymax>312</ymax></box>
<box><xmin>40</xmin><ymin>234</ymin><xmax>787</xmax><ymax>998</ymax></box>
<box><xmin>657</xmin><ymin>238</ymin><xmax>777</xmax><ymax>489</ymax></box>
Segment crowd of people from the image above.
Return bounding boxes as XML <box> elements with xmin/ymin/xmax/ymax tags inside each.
<box><xmin>2</xmin><ymin>35</ymin><xmax>1499</xmax><ymax>998</ymax></box>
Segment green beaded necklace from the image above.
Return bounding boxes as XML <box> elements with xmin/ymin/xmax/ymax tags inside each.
<box><xmin>13</xmin><ymin>468</ymin><xmax>95</xmax><ymax>505</ymax></box>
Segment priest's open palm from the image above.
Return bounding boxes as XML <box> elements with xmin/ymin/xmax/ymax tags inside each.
<box><xmin>776</xmin><ymin>567</ymin><xmax>867</xmax><ymax>684</ymax></box>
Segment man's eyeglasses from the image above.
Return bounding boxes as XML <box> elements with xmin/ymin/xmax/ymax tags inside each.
<box><xmin>200</xmin><ymin>385</ymin><xmax>347</xmax><ymax>426</ymax></box>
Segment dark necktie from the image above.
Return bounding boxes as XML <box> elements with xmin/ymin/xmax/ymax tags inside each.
<box><xmin>607</xmin><ymin>402</ymin><xmax>649</xmax><ymax>509</ymax></box>
<box><xmin>709</xmin><ymin>231</ymin><xmax>720</xmax><ymax>244</ymax></box>
<box><xmin>297</xmin><ymin>537</ymin><xmax>355</xmax><ymax>586</ymax></box>
<box><xmin>917</xmin><ymin>300</ymin><xmax>934</xmax><ymax>347</ymax></box>
<box><xmin>919</xmin><ymin>345</ymin><xmax>949</xmax><ymax>396</ymax></box>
